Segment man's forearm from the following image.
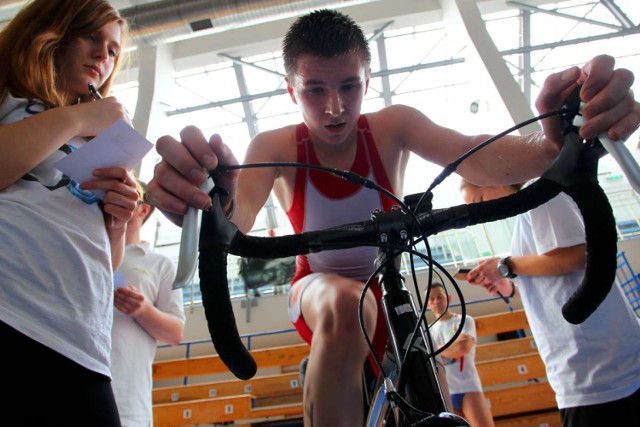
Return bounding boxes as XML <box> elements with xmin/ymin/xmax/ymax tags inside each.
<box><xmin>134</xmin><ymin>304</ymin><xmax>184</xmax><ymax>346</ymax></box>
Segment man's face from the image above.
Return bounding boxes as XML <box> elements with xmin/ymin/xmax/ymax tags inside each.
<box><xmin>287</xmin><ymin>53</ymin><xmax>369</xmax><ymax>146</ymax></box>
<box><xmin>427</xmin><ymin>286</ymin><xmax>449</xmax><ymax>317</ymax></box>
<box><xmin>461</xmin><ymin>185</ymin><xmax>509</xmax><ymax>204</ymax></box>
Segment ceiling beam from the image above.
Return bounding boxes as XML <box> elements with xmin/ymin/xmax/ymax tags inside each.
<box><xmin>507</xmin><ymin>1</ymin><xmax>621</xmax><ymax>30</ymax></box>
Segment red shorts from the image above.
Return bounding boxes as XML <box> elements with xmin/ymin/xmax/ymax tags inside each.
<box><xmin>287</xmin><ymin>271</ymin><xmax>388</xmax><ymax>375</ymax></box>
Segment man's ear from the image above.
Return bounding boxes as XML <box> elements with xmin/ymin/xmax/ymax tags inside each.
<box><xmin>286</xmin><ymin>77</ymin><xmax>298</xmax><ymax>104</ymax></box>
<box><xmin>139</xmin><ymin>203</ymin><xmax>152</xmax><ymax>220</ymax></box>
<box><xmin>365</xmin><ymin>68</ymin><xmax>371</xmax><ymax>94</ymax></box>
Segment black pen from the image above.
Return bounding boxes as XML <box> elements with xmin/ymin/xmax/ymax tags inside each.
<box><xmin>88</xmin><ymin>82</ymin><xmax>102</xmax><ymax>100</ymax></box>
<box><xmin>496</xmin><ymin>291</ymin><xmax>510</xmax><ymax>304</ymax></box>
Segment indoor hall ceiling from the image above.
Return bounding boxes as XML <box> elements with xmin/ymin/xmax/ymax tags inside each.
<box><xmin>0</xmin><ymin>0</ymin><xmax>154</xmax><ymax>26</ymax></box>
<box><xmin>1</xmin><ymin>1</ymin><xmax>636</xmax><ymax>58</ymax></box>
<box><xmin>3</xmin><ymin>0</ymin><xmax>618</xmax><ymax>48</ymax></box>
<box><xmin>119</xmin><ymin>0</ymin><xmax>383</xmax><ymax>47</ymax></box>
<box><xmin>0</xmin><ymin>0</ymin><xmax>383</xmax><ymax>48</ymax></box>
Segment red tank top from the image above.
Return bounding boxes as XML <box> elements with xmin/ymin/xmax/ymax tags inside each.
<box><xmin>286</xmin><ymin>115</ymin><xmax>397</xmax><ymax>282</ymax></box>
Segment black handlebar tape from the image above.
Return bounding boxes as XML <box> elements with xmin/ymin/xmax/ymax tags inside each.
<box><xmin>229</xmin><ymin>220</ymin><xmax>381</xmax><ymax>258</ymax></box>
<box><xmin>231</xmin><ymin>182</ymin><xmax>556</xmax><ymax>261</ymax></box>
<box><xmin>541</xmin><ymin>133</ymin><xmax>617</xmax><ymax>323</ymax></box>
<box><xmin>415</xmin><ymin>179</ymin><xmax>562</xmax><ymax>238</ymax></box>
<box><xmin>198</xmin><ymin>247</ymin><xmax>257</xmax><ymax>380</ymax></box>
<box><xmin>230</xmin><ymin>232</ymin><xmax>310</xmax><ymax>258</ymax></box>
<box><xmin>464</xmin><ymin>179</ymin><xmax>562</xmax><ymax>226</ymax></box>
<box><xmin>542</xmin><ymin>133</ymin><xmax>618</xmax><ymax>323</ymax></box>
<box><xmin>198</xmin><ymin>197</ymin><xmax>257</xmax><ymax>380</ymax></box>
<box><xmin>562</xmin><ymin>181</ymin><xmax>617</xmax><ymax>324</ymax></box>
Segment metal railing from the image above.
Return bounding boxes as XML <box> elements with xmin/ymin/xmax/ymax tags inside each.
<box><xmin>615</xmin><ymin>251</ymin><xmax>640</xmax><ymax>319</ymax></box>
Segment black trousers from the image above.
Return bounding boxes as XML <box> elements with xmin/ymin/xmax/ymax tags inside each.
<box><xmin>560</xmin><ymin>386</ymin><xmax>640</xmax><ymax>427</ymax></box>
<box><xmin>1</xmin><ymin>320</ymin><xmax>120</xmax><ymax>427</ymax></box>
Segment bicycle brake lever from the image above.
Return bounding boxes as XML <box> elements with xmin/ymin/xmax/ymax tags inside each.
<box><xmin>561</xmin><ymin>85</ymin><xmax>640</xmax><ymax>194</ymax></box>
<box><xmin>173</xmin><ymin>178</ymin><xmax>215</xmax><ymax>289</ymax></box>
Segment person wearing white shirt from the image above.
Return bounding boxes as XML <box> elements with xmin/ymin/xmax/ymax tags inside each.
<box><xmin>111</xmin><ymin>181</ymin><xmax>186</xmax><ymax>427</ymax></box>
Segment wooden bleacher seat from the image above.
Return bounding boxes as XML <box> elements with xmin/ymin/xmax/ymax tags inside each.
<box><xmin>474</xmin><ymin>309</ymin><xmax>529</xmax><ymax>337</ymax></box>
<box><xmin>152</xmin><ymin>309</ymin><xmax>559</xmax><ymax>426</ymax></box>
<box><xmin>153</xmin><ymin>343</ymin><xmax>310</xmax><ymax>381</ymax></box>
<box><xmin>152</xmin><ymin>344</ymin><xmax>308</xmax><ymax>426</ymax></box>
<box><xmin>476</xmin><ymin>335</ymin><xmax>537</xmax><ymax>362</ymax></box>
<box><xmin>477</xmin><ymin>352</ymin><xmax>547</xmax><ymax>387</ymax></box>
<box><xmin>153</xmin><ymin>372</ymin><xmax>302</xmax><ymax>404</ymax></box>
<box><xmin>153</xmin><ymin>394</ymin><xmax>303</xmax><ymax>427</ymax></box>
<box><xmin>494</xmin><ymin>409</ymin><xmax>561</xmax><ymax>427</ymax></box>
<box><xmin>472</xmin><ymin>310</ymin><xmax>560</xmax><ymax>426</ymax></box>
<box><xmin>487</xmin><ymin>381</ymin><xmax>557</xmax><ymax>418</ymax></box>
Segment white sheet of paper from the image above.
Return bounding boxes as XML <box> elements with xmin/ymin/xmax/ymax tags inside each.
<box><xmin>113</xmin><ymin>272</ymin><xmax>126</xmax><ymax>289</ymax></box>
<box><xmin>54</xmin><ymin>120</ymin><xmax>153</xmax><ymax>199</ymax></box>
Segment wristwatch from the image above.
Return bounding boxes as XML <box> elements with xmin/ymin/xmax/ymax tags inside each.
<box><xmin>497</xmin><ymin>256</ymin><xmax>517</xmax><ymax>279</ymax></box>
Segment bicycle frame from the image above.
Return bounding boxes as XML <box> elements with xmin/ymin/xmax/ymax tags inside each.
<box><xmin>365</xmin><ymin>207</ymin><xmax>462</xmax><ymax>425</ymax></box>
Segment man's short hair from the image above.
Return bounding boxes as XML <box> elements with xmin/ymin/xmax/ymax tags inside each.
<box><xmin>282</xmin><ymin>9</ymin><xmax>371</xmax><ymax>78</ymax></box>
<box><xmin>459</xmin><ymin>178</ymin><xmax>524</xmax><ymax>193</ymax></box>
<box><xmin>430</xmin><ymin>282</ymin><xmax>445</xmax><ymax>290</ymax></box>
<box><xmin>427</xmin><ymin>282</ymin><xmax>446</xmax><ymax>296</ymax></box>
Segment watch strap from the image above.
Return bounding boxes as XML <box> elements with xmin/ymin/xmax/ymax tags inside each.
<box><xmin>508</xmin><ymin>281</ymin><xmax>516</xmax><ymax>298</ymax></box>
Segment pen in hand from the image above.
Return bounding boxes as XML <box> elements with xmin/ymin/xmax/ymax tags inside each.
<box><xmin>87</xmin><ymin>82</ymin><xmax>103</xmax><ymax>101</ymax></box>
<box><xmin>88</xmin><ymin>82</ymin><xmax>102</xmax><ymax>100</ymax></box>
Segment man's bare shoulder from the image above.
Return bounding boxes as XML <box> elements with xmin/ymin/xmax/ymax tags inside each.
<box><xmin>251</xmin><ymin>125</ymin><xmax>296</xmax><ymax>144</ymax></box>
<box><xmin>246</xmin><ymin>124</ymin><xmax>298</xmax><ymax>161</ymax></box>
<box><xmin>365</xmin><ymin>104</ymin><xmax>437</xmax><ymax>150</ymax></box>
<box><xmin>366</xmin><ymin>104</ymin><xmax>426</xmax><ymax>124</ymax></box>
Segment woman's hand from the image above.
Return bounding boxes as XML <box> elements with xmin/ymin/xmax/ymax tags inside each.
<box><xmin>467</xmin><ymin>257</ymin><xmax>502</xmax><ymax>286</ymax></box>
<box><xmin>473</xmin><ymin>277</ymin><xmax>513</xmax><ymax>297</ymax></box>
<box><xmin>81</xmin><ymin>167</ymin><xmax>138</xmax><ymax>230</ymax></box>
<box><xmin>73</xmin><ymin>96</ymin><xmax>132</xmax><ymax>138</ymax></box>
<box><xmin>0</xmin><ymin>97</ymin><xmax>132</xmax><ymax>191</ymax></box>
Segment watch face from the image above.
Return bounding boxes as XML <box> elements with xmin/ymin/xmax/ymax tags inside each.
<box><xmin>498</xmin><ymin>259</ymin><xmax>510</xmax><ymax>277</ymax></box>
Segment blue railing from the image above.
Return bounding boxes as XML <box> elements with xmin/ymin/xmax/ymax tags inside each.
<box><xmin>157</xmin><ymin>327</ymin><xmax>298</xmax><ymax>353</ymax></box>
<box><xmin>615</xmin><ymin>251</ymin><xmax>640</xmax><ymax>319</ymax></box>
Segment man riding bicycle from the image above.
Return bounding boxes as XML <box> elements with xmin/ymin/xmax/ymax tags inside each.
<box><xmin>147</xmin><ymin>9</ymin><xmax>639</xmax><ymax>427</ymax></box>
